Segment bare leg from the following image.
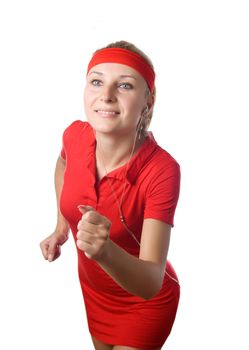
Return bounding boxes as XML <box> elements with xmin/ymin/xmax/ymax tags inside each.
<box><xmin>91</xmin><ymin>335</ymin><xmax>113</xmax><ymax>350</ymax></box>
<box><xmin>113</xmin><ymin>346</ymin><xmax>161</xmax><ymax>350</ymax></box>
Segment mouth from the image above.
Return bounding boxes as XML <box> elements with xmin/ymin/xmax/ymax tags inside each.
<box><xmin>94</xmin><ymin>109</ymin><xmax>120</xmax><ymax>116</ymax></box>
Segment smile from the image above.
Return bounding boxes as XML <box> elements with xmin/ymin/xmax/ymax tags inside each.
<box><xmin>95</xmin><ymin>110</ymin><xmax>120</xmax><ymax>116</ymax></box>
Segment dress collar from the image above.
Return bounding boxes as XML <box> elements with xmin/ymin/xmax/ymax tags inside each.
<box><xmin>86</xmin><ymin>124</ymin><xmax>158</xmax><ymax>185</ymax></box>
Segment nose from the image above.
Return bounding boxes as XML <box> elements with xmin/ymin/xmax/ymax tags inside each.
<box><xmin>100</xmin><ymin>85</ymin><xmax>117</xmax><ymax>103</ymax></box>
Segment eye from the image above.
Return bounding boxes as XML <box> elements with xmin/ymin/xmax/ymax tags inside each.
<box><xmin>119</xmin><ymin>82</ymin><xmax>133</xmax><ymax>89</ymax></box>
<box><xmin>91</xmin><ymin>79</ymin><xmax>102</xmax><ymax>86</ymax></box>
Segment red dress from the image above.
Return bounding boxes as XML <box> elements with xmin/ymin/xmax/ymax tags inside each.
<box><xmin>60</xmin><ymin>120</ymin><xmax>181</xmax><ymax>349</ymax></box>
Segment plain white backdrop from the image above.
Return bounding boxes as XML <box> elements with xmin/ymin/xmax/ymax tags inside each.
<box><xmin>0</xmin><ymin>0</ymin><xmax>248</xmax><ymax>349</ymax></box>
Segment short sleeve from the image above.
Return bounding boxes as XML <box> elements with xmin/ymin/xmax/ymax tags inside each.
<box><xmin>144</xmin><ymin>161</ymin><xmax>181</xmax><ymax>227</ymax></box>
<box><xmin>60</xmin><ymin>145</ymin><xmax>66</xmax><ymax>160</ymax></box>
<box><xmin>60</xmin><ymin>120</ymin><xmax>84</xmax><ymax>160</ymax></box>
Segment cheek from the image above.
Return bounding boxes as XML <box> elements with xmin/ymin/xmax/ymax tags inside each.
<box><xmin>83</xmin><ymin>88</ymin><xmax>88</xmax><ymax>104</ymax></box>
<box><xmin>125</xmin><ymin>97</ymin><xmax>144</xmax><ymax>116</ymax></box>
<box><xmin>83</xmin><ymin>93</ymin><xmax>93</xmax><ymax>119</ymax></box>
<box><xmin>84</xmin><ymin>88</ymin><xmax>95</xmax><ymax>109</ymax></box>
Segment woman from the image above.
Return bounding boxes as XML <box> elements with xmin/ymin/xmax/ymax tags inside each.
<box><xmin>40</xmin><ymin>40</ymin><xmax>181</xmax><ymax>350</ymax></box>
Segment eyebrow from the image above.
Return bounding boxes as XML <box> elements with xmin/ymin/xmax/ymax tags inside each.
<box><xmin>89</xmin><ymin>71</ymin><xmax>137</xmax><ymax>80</ymax></box>
<box><xmin>89</xmin><ymin>71</ymin><xmax>104</xmax><ymax>76</ymax></box>
<box><xmin>119</xmin><ymin>74</ymin><xmax>137</xmax><ymax>80</ymax></box>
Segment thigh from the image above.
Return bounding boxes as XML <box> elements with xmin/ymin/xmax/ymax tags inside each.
<box><xmin>91</xmin><ymin>335</ymin><xmax>113</xmax><ymax>350</ymax></box>
<box><xmin>113</xmin><ymin>346</ymin><xmax>161</xmax><ymax>350</ymax></box>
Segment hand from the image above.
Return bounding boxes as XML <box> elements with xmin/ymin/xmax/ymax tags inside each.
<box><xmin>76</xmin><ymin>205</ymin><xmax>111</xmax><ymax>260</ymax></box>
<box><xmin>40</xmin><ymin>231</ymin><xmax>69</xmax><ymax>262</ymax></box>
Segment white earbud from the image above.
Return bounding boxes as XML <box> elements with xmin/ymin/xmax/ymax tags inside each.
<box><xmin>144</xmin><ymin>106</ymin><xmax>149</xmax><ymax>114</ymax></box>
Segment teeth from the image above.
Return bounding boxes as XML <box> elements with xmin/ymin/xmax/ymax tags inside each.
<box><xmin>97</xmin><ymin>110</ymin><xmax>117</xmax><ymax>115</ymax></box>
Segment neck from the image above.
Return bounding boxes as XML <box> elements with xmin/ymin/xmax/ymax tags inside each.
<box><xmin>95</xmin><ymin>131</ymin><xmax>146</xmax><ymax>172</ymax></box>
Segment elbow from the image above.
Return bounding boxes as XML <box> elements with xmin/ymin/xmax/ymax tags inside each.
<box><xmin>143</xmin><ymin>289</ymin><xmax>160</xmax><ymax>301</ymax></box>
<box><xmin>141</xmin><ymin>281</ymin><xmax>163</xmax><ymax>301</ymax></box>
<box><xmin>140</xmin><ymin>266</ymin><xmax>164</xmax><ymax>300</ymax></box>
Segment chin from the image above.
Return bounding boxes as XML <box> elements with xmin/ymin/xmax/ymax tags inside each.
<box><xmin>87</xmin><ymin>118</ymin><xmax>119</xmax><ymax>135</ymax></box>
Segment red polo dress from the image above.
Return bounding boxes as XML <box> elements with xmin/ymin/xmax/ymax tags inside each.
<box><xmin>59</xmin><ymin>120</ymin><xmax>181</xmax><ymax>349</ymax></box>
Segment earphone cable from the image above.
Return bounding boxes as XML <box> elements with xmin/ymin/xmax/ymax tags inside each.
<box><xmin>95</xmin><ymin>126</ymin><xmax>179</xmax><ymax>285</ymax></box>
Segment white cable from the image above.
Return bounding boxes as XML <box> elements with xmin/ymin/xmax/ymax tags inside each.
<box><xmin>96</xmin><ymin>127</ymin><xmax>180</xmax><ymax>286</ymax></box>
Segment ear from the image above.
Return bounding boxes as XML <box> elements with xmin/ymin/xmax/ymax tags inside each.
<box><xmin>142</xmin><ymin>106</ymin><xmax>149</xmax><ymax>115</ymax></box>
<box><xmin>146</xmin><ymin>91</ymin><xmax>155</xmax><ymax>114</ymax></box>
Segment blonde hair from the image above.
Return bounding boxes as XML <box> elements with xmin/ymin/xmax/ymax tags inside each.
<box><xmin>95</xmin><ymin>40</ymin><xmax>156</xmax><ymax>133</ymax></box>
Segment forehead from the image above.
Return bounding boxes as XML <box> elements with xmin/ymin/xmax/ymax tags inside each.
<box><xmin>88</xmin><ymin>63</ymin><xmax>144</xmax><ymax>81</ymax></box>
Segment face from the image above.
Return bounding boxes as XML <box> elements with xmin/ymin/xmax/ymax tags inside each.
<box><xmin>84</xmin><ymin>63</ymin><xmax>149</xmax><ymax>137</ymax></box>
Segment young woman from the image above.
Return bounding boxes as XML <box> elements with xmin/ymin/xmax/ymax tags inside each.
<box><xmin>40</xmin><ymin>41</ymin><xmax>181</xmax><ymax>350</ymax></box>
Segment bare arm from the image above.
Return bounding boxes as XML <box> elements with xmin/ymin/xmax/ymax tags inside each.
<box><xmin>40</xmin><ymin>155</ymin><xmax>70</xmax><ymax>261</ymax></box>
<box><xmin>54</xmin><ymin>155</ymin><xmax>70</xmax><ymax>236</ymax></box>
<box><xmin>96</xmin><ymin>218</ymin><xmax>171</xmax><ymax>300</ymax></box>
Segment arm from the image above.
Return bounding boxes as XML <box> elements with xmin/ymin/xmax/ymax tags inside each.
<box><xmin>54</xmin><ymin>155</ymin><xmax>70</xmax><ymax>236</ymax></box>
<box><xmin>97</xmin><ymin>219</ymin><xmax>170</xmax><ymax>300</ymax></box>
<box><xmin>40</xmin><ymin>155</ymin><xmax>70</xmax><ymax>262</ymax></box>
<box><xmin>76</xmin><ymin>210</ymin><xmax>170</xmax><ymax>300</ymax></box>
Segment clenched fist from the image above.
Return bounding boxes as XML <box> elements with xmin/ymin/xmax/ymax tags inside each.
<box><xmin>77</xmin><ymin>205</ymin><xmax>111</xmax><ymax>260</ymax></box>
<box><xmin>40</xmin><ymin>230</ymin><xmax>69</xmax><ymax>262</ymax></box>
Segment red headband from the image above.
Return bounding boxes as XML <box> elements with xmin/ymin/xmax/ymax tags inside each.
<box><xmin>87</xmin><ymin>48</ymin><xmax>155</xmax><ymax>92</ymax></box>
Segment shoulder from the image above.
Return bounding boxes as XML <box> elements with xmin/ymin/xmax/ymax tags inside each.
<box><xmin>63</xmin><ymin>119</ymin><xmax>90</xmax><ymax>135</ymax></box>
<box><xmin>141</xmin><ymin>132</ymin><xmax>180</xmax><ymax>172</ymax></box>
<box><xmin>157</xmin><ymin>147</ymin><xmax>180</xmax><ymax>177</ymax></box>
<box><xmin>62</xmin><ymin>120</ymin><xmax>92</xmax><ymax>142</ymax></box>
<box><xmin>143</xmin><ymin>146</ymin><xmax>181</xmax><ymax>226</ymax></box>
<box><xmin>141</xmin><ymin>144</ymin><xmax>181</xmax><ymax>201</ymax></box>
<box><xmin>147</xmin><ymin>144</ymin><xmax>181</xmax><ymax>180</ymax></box>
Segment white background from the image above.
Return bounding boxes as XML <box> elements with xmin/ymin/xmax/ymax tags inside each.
<box><xmin>0</xmin><ymin>0</ymin><xmax>248</xmax><ymax>349</ymax></box>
